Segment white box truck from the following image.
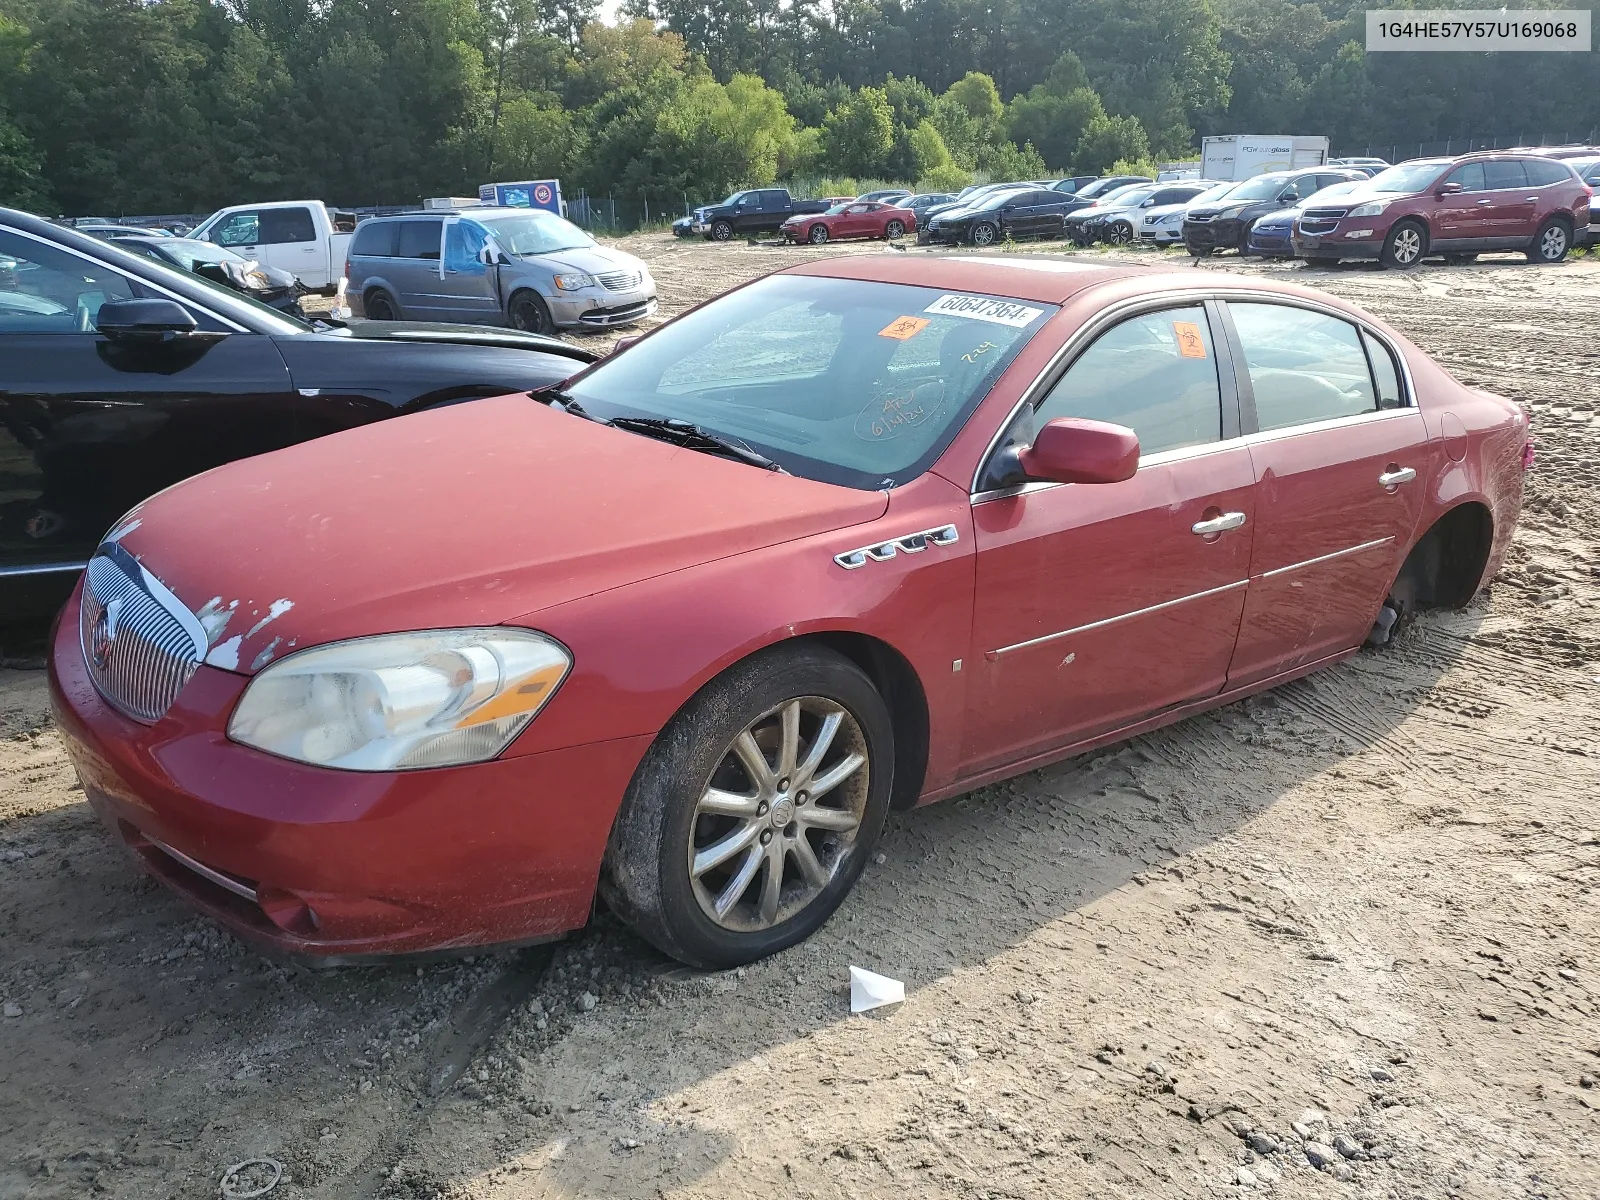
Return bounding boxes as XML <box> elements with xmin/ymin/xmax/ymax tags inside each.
<box><xmin>1200</xmin><ymin>136</ymin><xmax>1330</xmax><ymax>181</ymax></box>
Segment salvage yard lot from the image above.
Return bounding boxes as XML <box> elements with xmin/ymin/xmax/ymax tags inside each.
<box><xmin>3</xmin><ymin>238</ymin><xmax>1599</xmax><ymax>1200</ymax></box>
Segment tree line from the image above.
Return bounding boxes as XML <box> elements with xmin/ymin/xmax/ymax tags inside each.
<box><xmin>0</xmin><ymin>0</ymin><xmax>1597</xmax><ymax>218</ymax></box>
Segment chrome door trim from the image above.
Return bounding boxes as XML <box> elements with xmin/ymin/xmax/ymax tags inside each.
<box><xmin>987</xmin><ymin>578</ymin><xmax>1248</xmax><ymax>659</ymax></box>
<box><xmin>972</xmin><ymin>434</ymin><xmax>1253</xmax><ymax>505</ymax></box>
<box><xmin>969</xmin><ymin>286</ymin><xmax>1419</xmax><ymax>496</ymax></box>
<box><xmin>1258</xmin><ymin>536</ymin><xmax>1395</xmax><ymax>580</ymax></box>
<box><xmin>2</xmin><ymin>226</ymin><xmax>251</xmax><ymax>333</ymax></box>
<box><xmin>0</xmin><ymin>559</ymin><xmax>90</xmax><ymax>578</ymax></box>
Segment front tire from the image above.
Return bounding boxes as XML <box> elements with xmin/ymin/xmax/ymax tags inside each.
<box><xmin>508</xmin><ymin>290</ymin><xmax>555</xmax><ymax>335</ymax></box>
<box><xmin>971</xmin><ymin>222</ymin><xmax>998</xmax><ymax>247</ymax></box>
<box><xmin>601</xmin><ymin>643</ymin><xmax>894</xmax><ymax>969</ymax></box>
<box><xmin>1106</xmin><ymin>221</ymin><xmax>1133</xmax><ymax>246</ymax></box>
<box><xmin>711</xmin><ymin>220</ymin><xmax>735</xmax><ymax>242</ymax></box>
<box><xmin>1381</xmin><ymin>219</ymin><xmax>1428</xmax><ymax>269</ymax></box>
<box><xmin>363</xmin><ymin>290</ymin><xmax>397</xmax><ymax>320</ymax></box>
<box><xmin>808</xmin><ymin>224</ymin><xmax>829</xmax><ymax>245</ymax></box>
<box><xmin>1528</xmin><ymin>217</ymin><xmax>1571</xmax><ymax>264</ymax></box>
<box><xmin>885</xmin><ymin>219</ymin><xmax>905</xmax><ymax>239</ymax></box>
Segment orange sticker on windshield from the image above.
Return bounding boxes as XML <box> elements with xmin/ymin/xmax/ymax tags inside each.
<box><xmin>879</xmin><ymin>316</ymin><xmax>931</xmax><ymax>341</ymax></box>
<box><xmin>1172</xmin><ymin>320</ymin><xmax>1208</xmax><ymax>359</ymax></box>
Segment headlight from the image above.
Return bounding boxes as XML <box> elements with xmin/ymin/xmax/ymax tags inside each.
<box><xmin>1347</xmin><ymin>201</ymin><xmax>1388</xmax><ymax>218</ymax></box>
<box><xmin>553</xmin><ymin>273</ymin><xmax>596</xmax><ymax>291</ymax></box>
<box><xmin>227</xmin><ymin>628</ymin><xmax>570</xmax><ymax>771</ymax></box>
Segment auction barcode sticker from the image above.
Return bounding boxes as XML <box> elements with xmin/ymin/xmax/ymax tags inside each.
<box><xmin>924</xmin><ymin>295</ymin><xmax>1044</xmax><ymax>328</ymax></box>
<box><xmin>1366</xmin><ymin>9</ymin><xmax>1590</xmax><ymax>51</ymax></box>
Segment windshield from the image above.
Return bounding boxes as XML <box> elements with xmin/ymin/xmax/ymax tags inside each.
<box><xmin>1101</xmin><ymin>185</ymin><xmax>1156</xmax><ymax>207</ymax></box>
<box><xmin>1228</xmin><ymin>174</ymin><xmax>1292</xmax><ymax>202</ymax></box>
<box><xmin>825</xmin><ymin>202</ymin><xmax>852</xmax><ymax>215</ymax></box>
<box><xmin>480</xmin><ymin>212</ymin><xmax>594</xmax><ymax>256</ymax></box>
<box><xmin>559</xmin><ymin>275</ymin><xmax>1057</xmax><ymax>490</ymax></box>
<box><xmin>1366</xmin><ymin>161</ymin><xmax>1450</xmax><ymax>193</ymax></box>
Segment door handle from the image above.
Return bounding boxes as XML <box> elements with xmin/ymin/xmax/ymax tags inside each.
<box><xmin>1476</xmin><ymin>199</ymin><xmax>1493</xmax><ymax>205</ymax></box>
<box><xmin>1378</xmin><ymin>466</ymin><xmax>1417</xmax><ymax>487</ymax></box>
<box><xmin>1192</xmin><ymin>512</ymin><xmax>1247</xmax><ymax>535</ymax></box>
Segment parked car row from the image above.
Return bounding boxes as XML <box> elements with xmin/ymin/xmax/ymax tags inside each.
<box><xmin>1185</xmin><ymin>152</ymin><xmax>1597</xmax><ymax>267</ymax></box>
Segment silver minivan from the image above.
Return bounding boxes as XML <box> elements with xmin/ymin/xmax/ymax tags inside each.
<box><xmin>347</xmin><ymin>207</ymin><xmax>657</xmax><ymax>334</ymax></box>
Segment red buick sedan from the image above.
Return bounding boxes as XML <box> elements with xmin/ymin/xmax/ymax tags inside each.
<box><xmin>50</xmin><ymin>257</ymin><xmax>1528</xmax><ymax>969</ymax></box>
<box><xmin>781</xmin><ymin>199</ymin><xmax>917</xmax><ymax>244</ymax></box>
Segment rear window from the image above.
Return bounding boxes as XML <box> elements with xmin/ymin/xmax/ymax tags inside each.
<box><xmin>396</xmin><ymin>220</ymin><xmax>443</xmax><ymax>259</ymax></box>
<box><xmin>351</xmin><ymin>221</ymin><xmax>398</xmax><ymax>257</ymax></box>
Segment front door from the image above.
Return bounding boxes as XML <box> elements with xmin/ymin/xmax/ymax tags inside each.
<box><xmin>1222</xmin><ymin>300</ymin><xmax>1433</xmax><ymax>687</ymax></box>
<box><xmin>439</xmin><ymin>219</ymin><xmax>502</xmax><ymax>324</ymax></box>
<box><xmin>1435</xmin><ymin>161</ymin><xmax>1490</xmax><ymax>246</ymax></box>
<box><xmin>964</xmin><ymin>302</ymin><xmax>1255</xmax><ymax>773</ymax></box>
<box><xmin>0</xmin><ymin>228</ymin><xmax>296</xmax><ymax>574</ymax></box>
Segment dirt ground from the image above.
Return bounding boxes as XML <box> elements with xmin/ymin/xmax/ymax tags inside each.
<box><xmin>3</xmin><ymin>236</ymin><xmax>1599</xmax><ymax>1200</ymax></box>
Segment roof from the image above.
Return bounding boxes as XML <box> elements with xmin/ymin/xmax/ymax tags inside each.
<box><xmin>365</xmin><ymin>205</ymin><xmax>560</xmax><ymax>220</ymax></box>
<box><xmin>786</xmin><ymin>254</ymin><xmax>1151</xmax><ymax>305</ymax></box>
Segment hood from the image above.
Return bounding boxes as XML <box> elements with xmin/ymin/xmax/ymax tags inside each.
<box><xmin>519</xmin><ymin>245</ymin><xmax>644</xmax><ymax>276</ymax></box>
<box><xmin>1301</xmin><ymin>187</ymin><xmax>1396</xmax><ymax>210</ymax></box>
<box><xmin>334</xmin><ymin>320</ymin><xmax>596</xmax><ymax>363</ymax></box>
<box><xmin>110</xmin><ymin>396</ymin><xmax>887</xmax><ymax>673</ymax></box>
<box><xmin>1142</xmin><ymin>202</ymin><xmax>1193</xmax><ymax>219</ymax></box>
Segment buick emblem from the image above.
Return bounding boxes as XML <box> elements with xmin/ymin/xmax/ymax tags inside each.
<box><xmin>90</xmin><ymin>596</ymin><xmax>123</xmax><ymax>671</ymax></box>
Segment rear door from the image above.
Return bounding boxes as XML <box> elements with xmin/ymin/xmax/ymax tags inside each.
<box><xmin>391</xmin><ymin>218</ymin><xmax>446</xmax><ymax>318</ymax></box>
<box><xmin>1482</xmin><ymin>160</ymin><xmax>1537</xmax><ymax>245</ymax></box>
<box><xmin>0</xmin><ymin>227</ymin><xmax>295</xmax><ymax>575</ymax></box>
<box><xmin>254</xmin><ymin>206</ymin><xmax>323</xmax><ymax>284</ymax></box>
<box><xmin>1221</xmin><ymin>300</ymin><xmax>1432</xmax><ymax>687</ymax></box>
<box><xmin>965</xmin><ymin>301</ymin><xmax>1255</xmax><ymax>772</ymax></box>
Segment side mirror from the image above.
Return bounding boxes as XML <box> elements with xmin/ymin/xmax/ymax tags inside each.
<box><xmin>95</xmin><ymin>298</ymin><xmax>199</xmax><ymax>342</ymax></box>
<box><xmin>1279</xmin><ymin>191</ymin><xmax>1299</xmax><ymax>203</ymax></box>
<box><xmin>1436</xmin><ymin>181</ymin><xmax>1463</xmax><ymax>196</ymax></box>
<box><xmin>610</xmin><ymin>334</ymin><xmax>641</xmax><ymax>354</ymax></box>
<box><xmin>1018</xmin><ymin>417</ymin><xmax>1139</xmax><ymax>485</ymax></box>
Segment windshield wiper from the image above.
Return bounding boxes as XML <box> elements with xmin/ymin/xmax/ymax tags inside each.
<box><xmin>607</xmin><ymin>417</ymin><xmax>787</xmax><ymax>472</ymax></box>
<box><xmin>539</xmin><ymin>388</ymin><xmax>604</xmax><ymax>422</ymax></box>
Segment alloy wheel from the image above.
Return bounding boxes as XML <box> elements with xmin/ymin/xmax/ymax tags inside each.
<box><xmin>972</xmin><ymin>223</ymin><xmax>997</xmax><ymax>246</ymax></box>
<box><xmin>1392</xmin><ymin>227</ymin><xmax>1421</xmax><ymax>265</ymax></box>
<box><xmin>1542</xmin><ymin>225</ymin><xmax>1567</xmax><ymax>260</ymax></box>
<box><xmin>687</xmin><ymin>697</ymin><xmax>869</xmax><ymax>932</ymax></box>
<box><xmin>1108</xmin><ymin>222</ymin><xmax>1131</xmax><ymax>245</ymax></box>
<box><xmin>809</xmin><ymin>224</ymin><xmax>828</xmax><ymax>244</ymax></box>
<box><xmin>886</xmin><ymin>220</ymin><xmax>905</xmax><ymax>239</ymax></box>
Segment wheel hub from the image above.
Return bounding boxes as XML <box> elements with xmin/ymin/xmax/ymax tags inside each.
<box><xmin>769</xmin><ymin>795</ymin><xmax>795</xmax><ymax>828</ymax></box>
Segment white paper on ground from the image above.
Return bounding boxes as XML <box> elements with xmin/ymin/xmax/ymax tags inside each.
<box><xmin>849</xmin><ymin>965</ymin><xmax>905</xmax><ymax>1013</ymax></box>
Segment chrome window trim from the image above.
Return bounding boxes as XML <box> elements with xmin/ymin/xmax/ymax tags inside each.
<box><xmin>0</xmin><ymin>559</ymin><xmax>90</xmax><ymax>578</ymax></box>
<box><xmin>1</xmin><ymin>225</ymin><xmax>251</xmax><ymax>333</ymax></box>
<box><xmin>968</xmin><ymin>287</ymin><xmax>1418</xmax><ymax>497</ymax></box>
<box><xmin>987</xmin><ymin>578</ymin><xmax>1249</xmax><ymax>659</ymax></box>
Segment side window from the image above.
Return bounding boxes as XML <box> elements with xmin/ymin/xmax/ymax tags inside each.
<box><xmin>1484</xmin><ymin>160</ymin><xmax>1529</xmax><ymax>190</ymax></box>
<box><xmin>211</xmin><ymin>211</ymin><xmax>261</xmax><ymax>247</ymax></box>
<box><xmin>396</xmin><ymin>220</ymin><xmax>443</xmax><ymax>260</ymax></box>
<box><xmin>738</xmin><ymin>193</ymin><xmax>759</xmax><ymax>208</ymax></box>
<box><xmin>0</xmin><ymin>230</ymin><xmax>136</xmax><ymax>332</ymax></box>
<box><xmin>1446</xmin><ymin>162</ymin><xmax>1486</xmax><ymax>192</ymax></box>
<box><xmin>1035</xmin><ymin>305</ymin><xmax>1223</xmax><ymax>457</ymax></box>
<box><xmin>349</xmin><ymin>221</ymin><xmax>397</xmax><ymax>257</ymax></box>
<box><xmin>258</xmin><ymin>207</ymin><xmax>315</xmax><ymax>244</ymax></box>
<box><xmin>1362</xmin><ymin>329</ymin><xmax>1405</xmax><ymax>410</ymax></box>
<box><xmin>1524</xmin><ymin>159</ymin><xmax>1571</xmax><ymax>187</ymax></box>
<box><xmin>1229</xmin><ymin>303</ymin><xmax>1376</xmax><ymax>431</ymax></box>
<box><xmin>444</xmin><ymin>221</ymin><xmax>489</xmax><ymax>271</ymax></box>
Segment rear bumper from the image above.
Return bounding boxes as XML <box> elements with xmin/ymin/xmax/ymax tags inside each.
<box><xmin>49</xmin><ymin>589</ymin><xmax>652</xmax><ymax>959</ymax></box>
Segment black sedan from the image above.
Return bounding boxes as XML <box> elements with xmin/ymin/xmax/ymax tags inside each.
<box><xmin>1182</xmin><ymin>167</ymin><xmax>1366</xmax><ymax>255</ymax></box>
<box><xmin>114</xmin><ymin>235</ymin><xmax>309</xmax><ymax>317</ymax></box>
<box><xmin>922</xmin><ymin>187</ymin><xmax>1085</xmax><ymax>246</ymax></box>
<box><xmin>0</xmin><ymin>207</ymin><xmax>595</xmax><ymax>617</ymax></box>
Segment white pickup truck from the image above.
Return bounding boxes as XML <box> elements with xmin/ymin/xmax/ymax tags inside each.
<box><xmin>188</xmin><ymin>200</ymin><xmax>357</xmax><ymax>292</ymax></box>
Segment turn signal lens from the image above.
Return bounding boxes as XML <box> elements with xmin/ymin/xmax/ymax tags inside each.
<box><xmin>228</xmin><ymin>628</ymin><xmax>570</xmax><ymax>771</ymax></box>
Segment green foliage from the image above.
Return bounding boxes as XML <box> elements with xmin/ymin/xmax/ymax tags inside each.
<box><xmin>1007</xmin><ymin>86</ymin><xmax>1105</xmax><ymax>172</ymax></box>
<box><xmin>1075</xmin><ymin>113</ymin><xmax>1150</xmax><ymax>175</ymax></box>
<box><xmin>1106</xmin><ymin>156</ymin><xmax>1163</xmax><ymax>179</ymax></box>
<box><xmin>917</xmin><ymin>162</ymin><xmax>972</xmax><ymax>193</ymax></box>
<box><xmin>944</xmin><ymin>71</ymin><xmax>1003</xmax><ymax>124</ymax></box>
<box><xmin>976</xmin><ymin>138</ymin><xmax>1047</xmax><ymax>181</ymax></box>
<box><xmin>822</xmin><ymin>85</ymin><xmax>893</xmax><ymax>177</ymax></box>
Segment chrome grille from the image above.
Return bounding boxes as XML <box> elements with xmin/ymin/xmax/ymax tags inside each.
<box><xmin>1303</xmin><ymin>206</ymin><xmax>1351</xmax><ymax>221</ymax></box>
<box><xmin>1186</xmin><ymin>213</ymin><xmax>1213</xmax><ymax>223</ymax></box>
<box><xmin>597</xmin><ymin>269</ymin><xmax>642</xmax><ymax>292</ymax></box>
<box><xmin>80</xmin><ymin>544</ymin><xmax>206</xmax><ymax>723</ymax></box>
